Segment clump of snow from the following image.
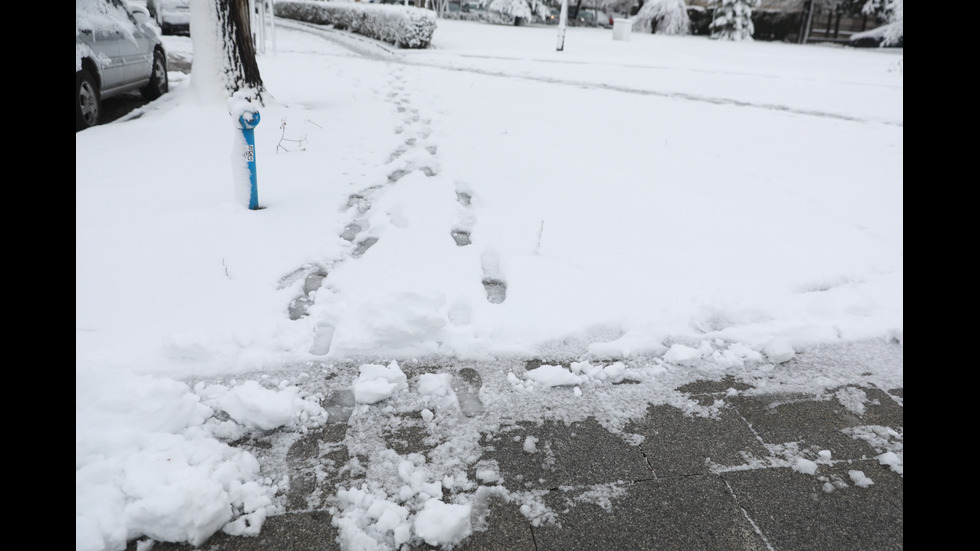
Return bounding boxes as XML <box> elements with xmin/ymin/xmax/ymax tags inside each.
<box><xmin>76</xmin><ymin>367</ymin><xmax>279</xmax><ymax>551</ymax></box>
<box><xmin>523</xmin><ymin>435</ymin><xmax>539</xmax><ymax>454</ymax></box>
<box><xmin>877</xmin><ymin>451</ymin><xmax>903</xmax><ymax>475</ymax></box>
<box><xmin>417</xmin><ymin>372</ymin><xmax>454</xmax><ymax>397</ymax></box>
<box><xmin>849</xmin><ymin>470</ymin><xmax>874</xmax><ymax>487</ymax></box>
<box><xmin>525</xmin><ymin>364</ymin><xmax>583</xmax><ymax>388</ymax></box>
<box><xmin>764</xmin><ymin>340</ymin><xmax>796</xmax><ymax>363</ymax></box>
<box><xmin>414</xmin><ymin>499</ymin><xmax>473</xmax><ymax>546</ymax></box>
<box><xmin>353</xmin><ymin>361</ymin><xmax>409</xmax><ymax>404</ymax></box>
<box><xmin>663</xmin><ymin>343</ymin><xmax>702</xmax><ymax>365</ymax></box>
<box><xmin>209</xmin><ymin>379</ymin><xmax>326</xmax><ymax>430</ymax></box>
<box><xmin>792</xmin><ymin>457</ymin><xmax>819</xmax><ymax>475</ymax></box>
<box><xmin>476</xmin><ymin>469</ymin><xmax>500</xmax><ymax>483</ymax></box>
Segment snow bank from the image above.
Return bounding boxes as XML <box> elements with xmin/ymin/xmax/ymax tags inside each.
<box><xmin>275</xmin><ymin>0</ymin><xmax>437</xmax><ymax>48</ymax></box>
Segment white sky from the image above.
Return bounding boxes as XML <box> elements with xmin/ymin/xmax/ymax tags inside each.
<box><xmin>76</xmin><ymin>12</ymin><xmax>902</xmax><ymax>551</ymax></box>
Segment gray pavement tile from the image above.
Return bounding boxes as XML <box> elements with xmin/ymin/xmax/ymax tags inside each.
<box><xmin>479</xmin><ymin>417</ymin><xmax>652</xmax><ymax>492</ymax></box>
<box><xmin>729</xmin><ymin>387</ymin><xmax>890</xmax><ymax>460</ymax></box>
<box><xmin>531</xmin><ymin>476</ymin><xmax>770</xmax><ymax>551</ymax></box>
<box><xmin>128</xmin><ymin>510</ymin><xmax>342</xmax><ymax>551</ymax></box>
<box><xmin>451</xmin><ymin>494</ymin><xmax>536</xmax><ymax>551</ymax></box>
<box><xmin>676</xmin><ymin>375</ymin><xmax>755</xmax><ymax>395</ymax></box>
<box><xmin>627</xmin><ymin>396</ymin><xmax>770</xmax><ymax>477</ymax></box>
<box><xmin>722</xmin><ymin>460</ymin><xmax>903</xmax><ymax>551</ymax></box>
<box><xmin>285</xmin><ymin>423</ymin><xmax>350</xmax><ymax>512</ymax></box>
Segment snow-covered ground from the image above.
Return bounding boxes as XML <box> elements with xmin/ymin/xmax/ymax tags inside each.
<box><xmin>76</xmin><ymin>14</ymin><xmax>902</xmax><ymax>551</ymax></box>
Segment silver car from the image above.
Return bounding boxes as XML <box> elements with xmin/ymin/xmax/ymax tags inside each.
<box><xmin>147</xmin><ymin>0</ymin><xmax>191</xmax><ymax>36</ymax></box>
<box><xmin>76</xmin><ymin>0</ymin><xmax>168</xmax><ymax>131</ymax></box>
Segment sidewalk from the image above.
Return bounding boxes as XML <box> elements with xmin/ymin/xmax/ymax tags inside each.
<box><xmin>133</xmin><ymin>343</ymin><xmax>903</xmax><ymax>551</ymax></box>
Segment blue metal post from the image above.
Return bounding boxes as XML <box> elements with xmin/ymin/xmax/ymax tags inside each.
<box><xmin>239</xmin><ymin>111</ymin><xmax>261</xmax><ymax>210</ymax></box>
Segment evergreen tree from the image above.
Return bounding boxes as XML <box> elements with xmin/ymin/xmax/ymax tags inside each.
<box><xmin>632</xmin><ymin>0</ymin><xmax>690</xmax><ymax>34</ymax></box>
<box><xmin>708</xmin><ymin>0</ymin><xmax>760</xmax><ymax>41</ymax></box>
<box><xmin>487</xmin><ymin>0</ymin><xmax>550</xmax><ymax>23</ymax></box>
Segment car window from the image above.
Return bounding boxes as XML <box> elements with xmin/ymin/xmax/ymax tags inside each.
<box><xmin>76</xmin><ymin>0</ymin><xmax>137</xmax><ymax>35</ymax></box>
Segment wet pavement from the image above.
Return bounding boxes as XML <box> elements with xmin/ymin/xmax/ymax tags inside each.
<box><xmin>131</xmin><ymin>342</ymin><xmax>903</xmax><ymax>551</ymax></box>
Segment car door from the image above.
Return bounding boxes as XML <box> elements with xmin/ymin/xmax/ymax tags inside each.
<box><xmin>77</xmin><ymin>17</ymin><xmax>126</xmax><ymax>92</ymax></box>
<box><xmin>107</xmin><ymin>0</ymin><xmax>154</xmax><ymax>86</ymax></box>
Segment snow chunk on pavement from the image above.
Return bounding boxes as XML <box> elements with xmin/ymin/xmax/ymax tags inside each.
<box><xmin>764</xmin><ymin>339</ymin><xmax>796</xmax><ymax>363</ymax></box>
<box><xmin>877</xmin><ymin>451</ymin><xmax>903</xmax><ymax>474</ymax></box>
<box><xmin>525</xmin><ymin>364</ymin><xmax>582</xmax><ymax>387</ymax></box>
<box><xmin>417</xmin><ymin>373</ymin><xmax>453</xmax><ymax>397</ymax></box>
<box><xmin>849</xmin><ymin>470</ymin><xmax>874</xmax><ymax>487</ymax></box>
<box><xmin>353</xmin><ymin>361</ymin><xmax>408</xmax><ymax>404</ymax></box>
<box><xmin>663</xmin><ymin>344</ymin><xmax>702</xmax><ymax>365</ymax></box>
<box><xmin>792</xmin><ymin>457</ymin><xmax>819</xmax><ymax>475</ymax></box>
<box><xmin>217</xmin><ymin>380</ymin><xmax>325</xmax><ymax>430</ymax></box>
<box><xmin>414</xmin><ymin>499</ymin><xmax>472</xmax><ymax>547</ymax></box>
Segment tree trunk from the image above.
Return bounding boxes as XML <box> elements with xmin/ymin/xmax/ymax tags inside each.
<box><xmin>216</xmin><ymin>0</ymin><xmax>264</xmax><ymax>102</ymax></box>
<box><xmin>572</xmin><ymin>0</ymin><xmax>582</xmax><ymax>20</ymax></box>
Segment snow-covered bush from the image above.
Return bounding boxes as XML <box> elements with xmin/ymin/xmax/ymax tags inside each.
<box><xmin>632</xmin><ymin>0</ymin><xmax>691</xmax><ymax>35</ymax></box>
<box><xmin>274</xmin><ymin>1</ymin><xmax>437</xmax><ymax>48</ymax></box>
<box><xmin>486</xmin><ymin>0</ymin><xmax>550</xmax><ymax>25</ymax></box>
<box><xmin>708</xmin><ymin>0</ymin><xmax>760</xmax><ymax>41</ymax></box>
<box><xmin>870</xmin><ymin>0</ymin><xmax>902</xmax><ymax>46</ymax></box>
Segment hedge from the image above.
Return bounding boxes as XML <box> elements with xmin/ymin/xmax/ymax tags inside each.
<box><xmin>274</xmin><ymin>0</ymin><xmax>437</xmax><ymax>49</ymax></box>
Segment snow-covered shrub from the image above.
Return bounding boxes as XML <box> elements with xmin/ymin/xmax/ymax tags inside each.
<box><xmin>632</xmin><ymin>0</ymin><xmax>691</xmax><ymax>35</ymax></box>
<box><xmin>274</xmin><ymin>1</ymin><xmax>437</xmax><ymax>49</ymax></box>
<box><xmin>486</xmin><ymin>0</ymin><xmax>550</xmax><ymax>25</ymax></box>
<box><xmin>708</xmin><ymin>0</ymin><xmax>760</xmax><ymax>41</ymax></box>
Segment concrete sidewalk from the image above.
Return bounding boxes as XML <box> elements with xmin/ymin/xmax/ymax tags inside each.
<box><xmin>135</xmin><ymin>356</ymin><xmax>902</xmax><ymax>551</ymax></box>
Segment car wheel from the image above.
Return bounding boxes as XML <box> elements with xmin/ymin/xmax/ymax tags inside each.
<box><xmin>141</xmin><ymin>49</ymin><xmax>169</xmax><ymax>101</ymax></box>
<box><xmin>76</xmin><ymin>69</ymin><xmax>100</xmax><ymax>131</ymax></box>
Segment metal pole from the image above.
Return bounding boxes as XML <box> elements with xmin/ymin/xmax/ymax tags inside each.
<box><xmin>270</xmin><ymin>0</ymin><xmax>277</xmax><ymax>56</ymax></box>
<box><xmin>556</xmin><ymin>0</ymin><xmax>568</xmax><ymax>51</ymax></box>
<box><xmin>239</xmin><ymin>112</ymin><xmax>261</xmax><ymax>210</ymax></box>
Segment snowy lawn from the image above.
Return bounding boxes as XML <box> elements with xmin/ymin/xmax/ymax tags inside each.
<box><xmin>76</xmin><ymin>15</ymin><xmax>902</xmax><ymax>551</ymax></box>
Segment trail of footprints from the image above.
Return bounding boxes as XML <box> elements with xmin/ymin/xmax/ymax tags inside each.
<box><xmin>283</xmin><ymin>67</ymin><xmax>507</xmax><ymax>323</ymax></box>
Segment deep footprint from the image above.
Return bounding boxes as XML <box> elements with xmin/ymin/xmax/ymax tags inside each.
<box><xmin>482</xmin><ymin>278</ymin><xmax>507</xmax><ymax>304</ymax></box>
<box><xmin>287</xmin><ymin>269</ymin><xmax>328</xmax><ymax>320</ymax></box>
<box><xmin>322</xmin><ymin>389</ymin><xmax>356</xmax><ymax>424</ymax></box>
<box><xmin>352</xmin><ymin>237</ymin><xmax>379</xmax><ymax>258</ymax></box>
<box><xmin>451</xmin><ymin>229</ymin><xmax>471</xmax><ymax>246</ymax></box>
<box><xmin>450</xmin><ymin>368</ymin><xmax>485</xmax><ymax>417</ymax></box>
<box><xmin>340</xmin><ymin>223</ymin><xmax>362</xmax><ymax>242</ymax></box>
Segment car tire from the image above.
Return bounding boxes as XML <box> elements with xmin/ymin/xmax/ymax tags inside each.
<box><xmin>141</xmin><ymin>49</ymin><xmax>169</xmax><ymax>101</ymax></box>
<box><xmin>76</xmin><ymin>69</ymin><xmax>100</xmax><ymax>132</ymax></box>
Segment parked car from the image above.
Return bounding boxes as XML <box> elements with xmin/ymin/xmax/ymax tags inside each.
<box><xmin>546</xmin><ymin>7</ymin><xmax>560</xmax><ymax>24</ymax></box>
<box><xmin>571</xmin><ymin>8</ymin><xmax>612</xmax><ymax>28</ymax></box>
<box><xmin>76</xmin><ymin>0</ymin><xmax>168</xmax><ymax>131</ymax></box>
<box><xmin>147</xmin><ymin>0</ymin><xmax>191</xmax><ymax>35</ymax></box>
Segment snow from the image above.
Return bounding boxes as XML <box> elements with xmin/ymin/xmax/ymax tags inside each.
<box><xmin>76</xmin><ymin>13</ymin><xmax>902</xmax><ymax>551</ymax></box>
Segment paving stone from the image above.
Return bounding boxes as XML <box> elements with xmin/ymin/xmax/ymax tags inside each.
<box><xmin>628</xmin><ymin>396</ymin><xmax>769</xmax><ymax>477</ymax></box>
<box><xmin>730</xmin><ymin>388</ymin><xmax>884</xmax><ymax>460</ymax></box>
<box><xmin>722</xmin><ymin>460</ymin><xmax>903</xmax><ymax>551</ymax></box>
<box><xmin>128</xmin><ymin>511</ymin><xmax>341</xmax><ymax>551</ymax></box>
<box><xmin>531</xmin><ymin>476</ymin><xmax>770</xmax><ymax>551</ymax></box>
<box><xmin>479</xmin><ymin>417</ymin><xmax>652</xmax><ymax>492</ymax></box>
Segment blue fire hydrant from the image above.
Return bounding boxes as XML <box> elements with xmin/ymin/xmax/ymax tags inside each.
<box><xmin>238</xmin><ymin>110</ymin><xmax>261</xmax><ymax>210</ymax></box>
